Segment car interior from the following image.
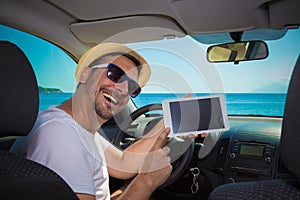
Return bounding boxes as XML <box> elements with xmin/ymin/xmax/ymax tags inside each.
<box><xmin>0</xmin><ymin>0</ymin><xmax>299</xmax><ymax>200</ymax></box>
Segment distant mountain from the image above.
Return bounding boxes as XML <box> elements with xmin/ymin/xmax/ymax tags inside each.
<box><xmin>38</xmin><ymin>86</ymin><xmax>63</xmax><ymax>93</ymax></box>
<box><xmin>253</xmin><ymin>83</ymin><xmax>288</xmax><ymax>93</ymax></box>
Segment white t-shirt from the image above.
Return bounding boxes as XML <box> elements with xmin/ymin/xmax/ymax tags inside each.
<box><xmin>10</xmin><ymin>107</ymin><xmax>111</xmax><ymax>200</ymax></box>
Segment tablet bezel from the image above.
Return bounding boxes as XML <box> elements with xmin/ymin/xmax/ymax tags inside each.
<box><xmin>162</xmin><ymin>94</ymin><xmax>230</xmax><ymax>137</ymax></box>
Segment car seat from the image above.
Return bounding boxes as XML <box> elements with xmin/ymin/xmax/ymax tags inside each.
<box><xmin>208</xmin><ymin>56</ymin><xmax>300</xmax><ymax>199</ymax></box>
<box><xmin>0</xmin><ymin>41</ymin><xmax>79</xmax><ymax>200</ymax></box>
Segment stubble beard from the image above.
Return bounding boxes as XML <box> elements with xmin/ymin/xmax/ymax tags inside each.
<box><xmin>95</xmin><ymin>102</ymin><xmax>113</xmax><ymax>120</ymax></box>
<box><xmin>94</xmin><ymin>89</ymin><xmax>114</xmax><ymax>120</ymax></box>
<box><xmin>94</xmin><ymin>85</ymin><xmax>128</xmax><ymax>121</ymax></box>
<box><xmin>94</xmin><ymin>87</ymin><xmax>120</xmax><ymax>120</ymax></box>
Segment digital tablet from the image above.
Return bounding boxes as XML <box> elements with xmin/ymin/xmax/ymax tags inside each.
<box><xmin>162</xmin><ymin>95</ymin><xmax>229</xmax><ymax>137</ymax></box>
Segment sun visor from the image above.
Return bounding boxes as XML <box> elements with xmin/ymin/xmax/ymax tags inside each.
<box><xmin>70</xmin><ymin>16</ymin><xmax>185</xmax><ymax>44</ymax></box>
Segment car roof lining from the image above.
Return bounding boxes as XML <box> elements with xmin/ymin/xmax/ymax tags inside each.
<box><xmin>0</xmin><ymin>0</ymin><xmax>299</xmax><ymax>60</ymax></box>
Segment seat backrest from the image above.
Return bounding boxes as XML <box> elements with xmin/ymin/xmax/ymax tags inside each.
<box><xmin>0</xmin><ymin>41</ymin><xmax>38</xmax><ymax>136</ymax></box>
<box><xmin>0</xmin><ymin>41</ymin><xmax>78</xmax><ymax>200</ymax></box>
<box><xmin>280</xmin><ymin>55</ymin><xmax>300</xmax><ymax>178</ymax></box>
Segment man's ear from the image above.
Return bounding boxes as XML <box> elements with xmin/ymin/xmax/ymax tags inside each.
<box><xmin>79</xmin><ymin>66</ymin><xmax>91</xmax><ymax>83</ymax></box>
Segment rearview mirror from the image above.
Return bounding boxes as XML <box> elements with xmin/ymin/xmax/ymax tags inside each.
<box><xmin>207</xmin><ymin>41</ymin><xmax>268</xmax><ymax>63</ymax></box>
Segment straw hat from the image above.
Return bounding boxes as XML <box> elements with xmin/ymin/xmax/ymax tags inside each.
<box><xmin>75</xmin><ymin>43</ymin><xmax>151</xmax><ymax>87</ymax></box>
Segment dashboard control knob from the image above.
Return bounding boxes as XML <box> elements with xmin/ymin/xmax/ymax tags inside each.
<box><xmin>265</xmin><ymin>157</ymin><xmax>271</xmax><ymax>163</ymax></box>
<box><xmin>229</xmin><ymin>153</ymin><xmax>236</xmax><ymax>159</ymax></box>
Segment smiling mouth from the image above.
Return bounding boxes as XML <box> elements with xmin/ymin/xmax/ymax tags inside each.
<box><xmin>103</xmin><ymin>92</ymin><xmax>118</xmax><ymax>105</ymax></box>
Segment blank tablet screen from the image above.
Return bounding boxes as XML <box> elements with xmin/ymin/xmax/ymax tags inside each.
<box><xmin>168</xmin><ymin>96</ymin><xmax>225</xmax><ymax>134</ymax></box>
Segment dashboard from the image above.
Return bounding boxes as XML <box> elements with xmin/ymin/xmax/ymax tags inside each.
<box><xmin>101</xmin><ymin>114</ymin><xmax>293</xmax><ymax>199</ymax></box>
<box><xmin>214</xmin><ymin>117</ymin><xmax>282</xmax><ymax>183</ymax></box>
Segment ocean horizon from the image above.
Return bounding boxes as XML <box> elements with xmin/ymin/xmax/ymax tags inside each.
<box><xmin>39</xmin><ymin>93</ymin><xmax>286</xmax><ymax>117</ymax></box>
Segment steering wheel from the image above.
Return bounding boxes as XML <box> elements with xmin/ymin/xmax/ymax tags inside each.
<box><xmin>113</xmin><ymin>104</ymin><xmax>194</xmax><ymax>189</ymax></box>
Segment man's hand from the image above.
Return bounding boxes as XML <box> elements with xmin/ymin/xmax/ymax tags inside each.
<box><xmin>139</xmin><ymin>146</ymin><xmax>171</xmax><ymax>173</ymax></box>
<box><xmin>125</xmin><ymin>119</ymin><xmax>169</xmax><ymax>153</ymax></box>
<box><xmin>114</xmin><ymin>131</ymin><xmax>173</xmax><ymax>200</ymax></box>
<box><xmin>138</xmin><ymin>159</ymin><xmax>172</xmax><ymax>191</ymax></box>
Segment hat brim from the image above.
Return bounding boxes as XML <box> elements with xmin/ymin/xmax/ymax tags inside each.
<box><xmin>75</xmin><ymin>43</ymin><xmax>151</xmax><ymax>88</ymax></box>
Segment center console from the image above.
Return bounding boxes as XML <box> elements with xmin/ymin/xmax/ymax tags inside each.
<box><xmin>214</xmin><ymin>124</ymin><xmax>280</xmax><ymax>183</ymax></box>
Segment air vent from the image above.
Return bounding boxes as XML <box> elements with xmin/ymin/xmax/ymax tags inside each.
<box><xmin>214</xmin><ymin>138</ymin><xmax>229</xmax><ymax>174</ymax></box>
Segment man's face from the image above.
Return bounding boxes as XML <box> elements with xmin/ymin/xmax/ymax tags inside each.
<box><xmin>92</xmin><ymin>55</ymin><xmax>139</xmax><ymax>120</ymax></box>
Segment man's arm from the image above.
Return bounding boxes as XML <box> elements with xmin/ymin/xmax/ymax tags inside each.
<box><xmin>112</xmin><ymin>148</ymin><xmax>173</xmax><ymax>200</ymax></box>
<box><xmin>104</xmin><ymin>120</ymin><xmax>170</xmax><ymax>179</ymax></box>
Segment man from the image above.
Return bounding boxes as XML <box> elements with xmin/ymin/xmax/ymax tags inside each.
<box><xmin>11</xmin><ymin>43</ymin><xmax>172</xmax><ymax>200</ymax></box>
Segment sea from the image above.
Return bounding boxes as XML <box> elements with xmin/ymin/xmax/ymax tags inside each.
<box><xmin>39</xmin><ymin>93</ymin><xmax>286</xmax><ymax>117</ymax></box>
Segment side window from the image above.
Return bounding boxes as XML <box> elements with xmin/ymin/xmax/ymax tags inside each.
<box><xmin>0</xmin><ymin>25</ymin><xmax>76</xmax><ymax>111</ymax></box>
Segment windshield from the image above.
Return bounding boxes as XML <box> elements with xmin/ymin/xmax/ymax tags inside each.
<box><xmin>128</xmin><ymin>29</ymin><xmax>299</xmax><ymax>117</ymax></box>
<box><xmin>1</xmin><ymin>25</ymin><xmax>299</xmax><ymax>117</ymax></box>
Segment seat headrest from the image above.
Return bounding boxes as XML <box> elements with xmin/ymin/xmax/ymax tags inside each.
<box><xmin>0</xmin><ymin>41</ymin><xmax>39</xmax><ymax>137</ymax></box>
<box><xmin>280</xmin><ymin>56</ymin><xmax>300</xmax><ymax>178</ymax></box>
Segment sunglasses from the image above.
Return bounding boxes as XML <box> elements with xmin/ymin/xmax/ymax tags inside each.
<box><xmin>90</xmin><ymin>63</ymin><xmax>141</xmax><ymax>98</ymax></box>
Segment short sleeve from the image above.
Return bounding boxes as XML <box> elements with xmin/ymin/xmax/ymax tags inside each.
<box><xmin>94</xmin><ymin>133</ymin><xmax>111</xmax><ymax>151</ymax></box>
<box><xmin>25</xmin><ymin>119</ymin><xmax>96</xmax><ymax>195</ymax></box>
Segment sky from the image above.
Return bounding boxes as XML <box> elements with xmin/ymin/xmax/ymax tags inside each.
<box><xmin>128</xmin><ymin>29</ymin><xmax>300</xmax><ymax>93</ymax></box>
<box><xmin>0</xmin><ymin>25</ymin><xmax>299</xmax><ymax>93</ymax></box>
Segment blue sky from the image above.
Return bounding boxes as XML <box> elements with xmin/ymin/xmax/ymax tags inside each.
<box><xmin>128</xmin><ymin>29</ymin><xmax>300</xmax><ymax>93</ymax></box>
<box><xmin>0</xmin><ymin>25</ymin><xmax>299</xmax><ymax>93</ymax></box>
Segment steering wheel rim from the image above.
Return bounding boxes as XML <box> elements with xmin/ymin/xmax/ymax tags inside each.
<box><xmin>113</xmin><ymin>103</ymin><xmax>194</xmax><ymax>189</ymax></box>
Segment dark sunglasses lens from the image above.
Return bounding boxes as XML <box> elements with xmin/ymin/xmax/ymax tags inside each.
<box><xmin>107</xmin><ymin>64</ymin><xmax>126</xmax><ymax>83</ymax></box>
<box><xmin>128</xmin><ymin>80</ymin><xmax>141</xmax><ymax>98</ymax></box>
<box><xmin>107</xmin><ymin>63</ymin><xmax>141</xmax><ymax>98</ymax></box>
